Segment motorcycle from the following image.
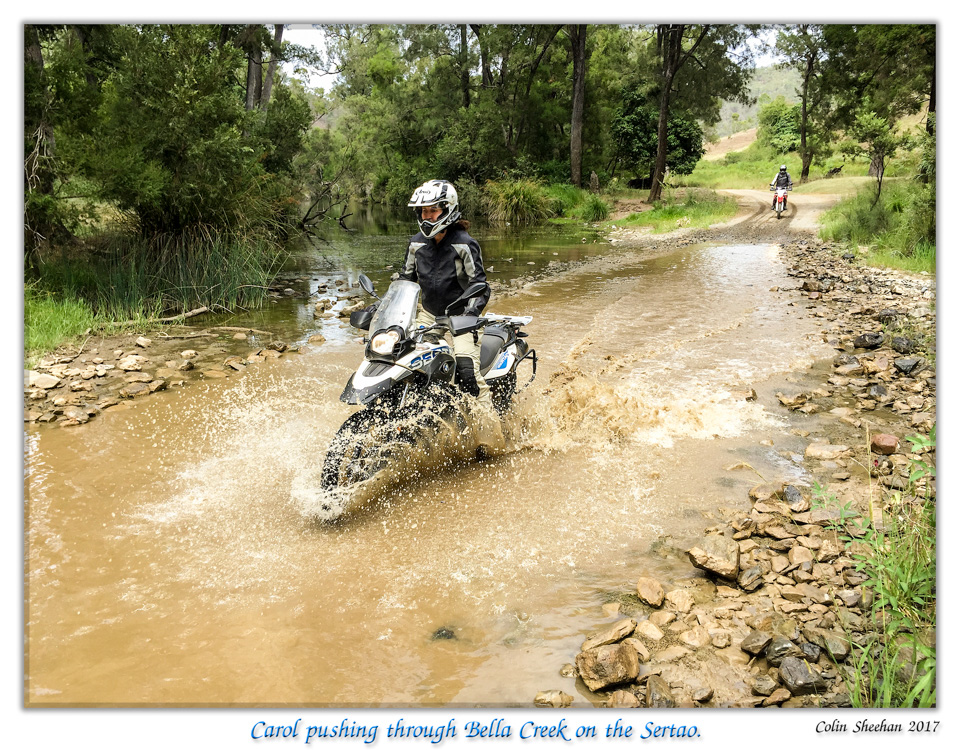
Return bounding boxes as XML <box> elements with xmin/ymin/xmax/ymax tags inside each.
<box><xmin>770</xmin><ymin>184</ymin><xmax>792</xmax><ymax>219</ymax></box>
<box><xmin>320</xmin><ymin>274</ymin><xmax>537</xmax><ymax>491</ymax></box>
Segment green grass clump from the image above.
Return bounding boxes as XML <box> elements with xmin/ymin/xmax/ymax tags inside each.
<box><xmin>482</xmin><ymin>179</ymin><xmax>552</xmax><ymax>224</ymax></box>
<box><xmin>573</xmin><ymin>193</ymin><xmax>611</xmax><ymax>222</ymax></box>
<box><xmin>616</xmin><ymin>189</ymin><xmax>737</xmax><ymax>233</ymax></box>
<box><xmin>819</xmin><ymin>181</ymin><xmax>935</xmax><ymax>274</ymax></box>
<box><xmin>24</xmin><ymin>284</ymin><xmax>97</xmax><ymax>367</ymax></box>
<box><xmin>815</xmin><ymin>428</ymin><xmax>937</xmax><ymax>707</ymax></box>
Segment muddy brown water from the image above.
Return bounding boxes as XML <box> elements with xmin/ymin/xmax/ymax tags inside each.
<box><xmin>25</xmin><ymin>240</ymin><xmax>838</xmax><ymax>706</ymax></box>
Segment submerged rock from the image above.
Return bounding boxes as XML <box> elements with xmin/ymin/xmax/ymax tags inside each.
<box><xmin>534</xmin><ymin>690</ymin><xmax>573</xmax><ymax>708</ymax></box>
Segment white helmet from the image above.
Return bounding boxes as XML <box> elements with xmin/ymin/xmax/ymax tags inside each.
<box><xmin>408</xmin><ymin>180</ymin><xmax>461</xmax><ymax>238</ymax></box>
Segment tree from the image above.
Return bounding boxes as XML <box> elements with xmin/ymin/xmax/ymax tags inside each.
<box><xmin>846</xmin><ymin>107</ymin><xmax>908</xmax><ymax>205</ymax></box>
<box><xmin>776</xmin><ymin>24</ymin><xmax>830</xmax><ymax>182</ymax></box>
<box><xmin>756</xmin><ymin>95</ymin><xmax>801</xmax><ymax>154</ymax></box>
<box><xmin>568</xmin><ymin>25</ymin><xmax>588</xmax><ymax>187</ymax></box>
<box><xmin>647</xmin><ymin>24</ymin><xmax>753</xmax><ymax>202</ymax></box>
<box><xmin>611</xmin><ymin>96</ymin><xmax>704</xmax><ymax>179</ymax></box>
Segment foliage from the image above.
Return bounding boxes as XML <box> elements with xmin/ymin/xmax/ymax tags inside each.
<box><xmin>573</xmin><ymin>194</ymin><xmax>611</xmax><ymax>222</ymax></box>
<box><xmin>756</xmin><ymin>95</ymin><xmax>801</xmax><ymax>154</ymax></box>
<box><xmin>615</xmin><ymin>189</ymin><xmax>736</xmax><ymax>232</ymax></box>
<box><xmin>815</xmin><ymin>427</ymin><xmax>936</xmax><ymax>708</ymax></box>
<box><xmin>24</xmin><ymin>283</ymin><xmax>96</xmax><ymax>366</ymax></box>
<box><xmin>481</xmin><ymin>180</ymin><xmax>552</xmax><ymax>224</ymax></box>
<box><xmin>611</xmin><ymin>94</ymin><xmax>705</xmax><ymax>178</ymax></box>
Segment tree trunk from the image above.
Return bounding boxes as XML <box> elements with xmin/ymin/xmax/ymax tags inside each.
<box><xmin>459</xmin><ymin>24</ymin><xmax>470</xmax><ymax>109</ymax></box>
<box><xmin>569</xmin><ymin>25</ymin><xmax>588</xmax><ymax>188</ymax></box>
<box><xmin>799</xmin><ymin>48</ymin><xmax>813</xmax><ymax>183</ymax></box>
<box><xmin>24</xmin><ymin>24</ymin><xmax>59</xmax><ymax>252</ymax></box>
<box><xmin>648</xmin><ymin>24</ymin><xmax>709</xmax><ymax>203</ymax></box>
<box><xmin>469</xmin><ymin>25</ymin><xmax>493</xmax><ymax>88</ymax></box>
<box><xmin>243</xmin><ymin>25</ymin><xmax>263</xmax><ymax>111</ymax></box>
<box><xmin>261</xmin><ymin>24</ymin><xmax>284</xmax><ymax>112</ymax></box>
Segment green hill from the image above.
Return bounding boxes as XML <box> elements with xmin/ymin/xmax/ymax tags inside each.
<box><xmin>710</xmin><ymin>64</ymin><xmax>801</xmax><ymax>139</ymax></box>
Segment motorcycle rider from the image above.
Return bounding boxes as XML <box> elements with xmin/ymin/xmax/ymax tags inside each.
<box><xmin>399</xmin><ymin>179</ymin><xmax>504</xmax><ymax>453</ymax></box>
<box><xmin>770</xmin><ymin>164</ymin><xmax>793</xmax><ymax>209</ymax></box>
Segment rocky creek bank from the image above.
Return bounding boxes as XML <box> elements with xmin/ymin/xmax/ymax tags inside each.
<box><xmin>535</xmin><ymin>234</ymin><xmax>936</xmax><ymax>708</ymax></box>
<box><xmin>24</xmin><ymin>275</ymin><xmax>370</xmax><ymax>427</ymax></box>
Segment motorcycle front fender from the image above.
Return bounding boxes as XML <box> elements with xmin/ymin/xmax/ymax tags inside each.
<box><xmin>340</xmin><ymin>372</ymin><xmax>402</xmax><ymax>405</ymax></box>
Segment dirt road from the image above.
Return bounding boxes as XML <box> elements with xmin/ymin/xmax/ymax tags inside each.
<box><xmin>718</xmin><ymin>188</ymin><xmax>842</xmax><ymax>233</ymax></box>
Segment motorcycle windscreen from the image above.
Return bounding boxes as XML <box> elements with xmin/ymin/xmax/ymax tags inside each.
<box><xmin>369</xmin><ymin>280</ymin><xmax>421</xmax><ymax>336</ymax></box>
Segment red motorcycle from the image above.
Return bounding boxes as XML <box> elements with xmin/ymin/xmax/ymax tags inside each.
<box><xmin>770</xmin><ymin>185</ymin><xmax>792</xmax><ymax>219</ymax></box>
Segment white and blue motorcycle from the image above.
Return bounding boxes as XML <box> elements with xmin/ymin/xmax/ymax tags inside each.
<box><xmin>320</xmin><ymin>274</ymin><xmax>537</xmax><ymax>490</ymax></box>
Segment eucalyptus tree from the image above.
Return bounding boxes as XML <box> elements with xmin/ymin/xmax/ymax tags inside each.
<box><xmin>775</xmin><ymin>24</ymin><xmax>830</xmax><ymax>182</ymax></box>
<box><xmin>647</xmin><ymin>24</ymin><xmax>754</xmax><ymax>202</ymax></box>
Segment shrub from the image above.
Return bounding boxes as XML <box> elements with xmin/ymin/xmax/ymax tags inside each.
<box><xmin>481</xmin><ymin>179</ymin><xmax>551</xmax><ymax>224</ymax></box>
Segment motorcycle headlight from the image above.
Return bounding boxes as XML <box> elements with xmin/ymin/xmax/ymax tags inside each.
<box><xmin>371</xmin><ymin>329</ymin><xmax>401</xmax><ymax>355</ymax></box>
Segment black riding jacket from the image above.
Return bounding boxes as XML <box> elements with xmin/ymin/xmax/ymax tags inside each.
<box><xmin>772</xmin><ymin>171</ymin><xmax>793</xmax><ymax>188</ymax></box>
<box><xmin>398</xmin><ymin>225</ymin><xmax>490</xmax><ymax>317</ymax></box>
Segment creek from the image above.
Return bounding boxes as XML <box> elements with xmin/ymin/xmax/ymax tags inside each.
<box><xmin>25</xmin><ymin>207</ymin><xmax>836</xmax><ymax>705</ymax></box>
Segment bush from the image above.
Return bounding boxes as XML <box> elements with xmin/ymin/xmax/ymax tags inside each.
<box><xmin>573</xmin><ymin>194</ymin><xmax>610</xmax><ymax>222</ymax></box>
<box><xmin>481</xmin><ymin>179</ymin><xmax>551</xmax><ymax>224</ymax></box>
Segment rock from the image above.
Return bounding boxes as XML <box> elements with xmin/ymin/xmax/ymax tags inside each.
<box><xmin>762</xmin><ymin>688</ymin><xmax>793</xmax><ymax>706</ymax></box>
<box><xmin>804</xmin><ymin>443</ymin><xmax>850</xmax><ymax>460</ymax></box>
<box><xmin>232</xmin><ymin>332</ymin><xmax>248</xmax><ymax>340</ymax></box>
<box><xmin>636</xmin><ymin>577</ymin><xmax>664</xmax><ymax>607</ymax></box>
<box><xmin>765</xmin><ymin>636</ymin><xmax>803</xmax><ymax>666</ymax></box>
<box><xmin>645</xmin><ymin>675</ymin><xmax>676</xmax><ymax>708</ymax></box>
<box><xmin>634</xmin><ymin>620</ymin><xmax>665</xmax><ymax>641</ymax></box>
<box><xmin>26</xmin><ymin>371</ymin><xmax>62</xmax><ymax>390</ymax></box>
<box><xmin>801</xmin><ymin>280</ymin><xmax>821</xmax><ymax>292</ymax></box>
<box><xmin>124</xmin><ymin>372</ymin><xmax>153</xmax><ymax>383</ymax></box>
<box><xmin>665</xmin><ymin>589</ymin><xmax>695</xmax><ymax>614</ymax></box>
<box><xmin>783</xmin><ymin>485</ymin><xmax>810</xmax><ymax>512</ymax></box>
<box><xmin>875</xmin><ymin>308</ymin><xmax>899</xmax><ymax>324</ymax></box>
<box><xmin>605</xmin><ymin>690</ymin><xmax>641</xmax><ymax>708</ymax></box>
<box><xmin>61</xmin><ymin>406</ymin><xmax>90</xmax><ymax>424</ymax></box>
<box><xmin>853</xmin><ymin>332</ymin><xmax>884</xmax><ymax>349</ymax></box>
<box><xmin>751</xmin><ymin>674</ymin><xmax>779</xmax><ymax>696</ymax></box>
<box><xmin>178</xmin><ymin>359</ymin><xmax>195</xmax><ymax>371</ymax></box>
<box><xmin>119</xmin><ymin>382</ymin><xmax>150</xmax><ymax>398</ymax></box>
<box><xmin>692</xmin><ymin>687</ymin><xmax>714</xmax><ymax>703</ymax></box>
<box><xmin>788</xmin><ymin>546</ymin><xmax>814</xmax><ymax>566</ymax></box>
<box><xmin>575</xmin><ymin>643</ymin><xmax>640</xmax><ymax>692</ymax></box>
<box><xmin>181</xmin><ymin>350</ymin><xmax>199</xmax><ymax>359</ymax></box>
<box><xmin>740</xmin><ymin>630</ymin><xmax>773</xmax><ymax>656</ymax></box>
<box><xmin>679</xmin><ymin>626</ymin><xmax>712</xmax><ymax>650</ymax></box>
<box><xmin>581</xmin><ymin>619</ymin><xmax>637</xmax><ymax>651</ymax></box>
<box><xmin>779</xmin><ymin>656</ymin><xmax>829</xmax><ymax>695</ymax></box>
<box><xmin>800</xmin><ymin>643</ymin><xmax>822</xmax><ymax>662</ymax></box>
<box><xmin>738</xmin><ymin>566</ymin><xmax>764</xmax><ymax>592</ymax></box>
<box><xmin>776</xmin><ymin>392</ymin><xmax>808</xmax><ymax>409</ymax></box>
<box><xmin>648</xmin><ymin>611</ymin><xmax>676</xmax><ymax>628</ymax></box>
<box><xmin>687</xmin><ymin>535</ymin><xmax>740</xmax><ymax>580</ymax></box>
<box><xmin>268</xmin><ymin>341</ymin><xmax>288</xmax><ymax>352</ymax></box>
<box><xmin>891</xmin><ymin>336</ymin><xmax>914</xmax><ymax>354</ymax></box>
<box><xmin>749</xmin><ymin>482</ymin><xmax>783</xmax><ymax>502</ymax></box>
<box><xmin>148</xmin><ymin>379</ymin><xmax>167</xmax><ymax>393</ymax></box>
<box><xmin>308</xmin><ymin>334</ymin><xmax>326</xmax><ymax>344</ymax></box>
<box><xmin>135</xmin><ymin>336</ymin><xmax>152</xmax><ymax>348</ymax></box>
<box><xmin>559</xmin><ymin>663</ymin><xmax>577</xmax><ymax>678</ymax></box>
<box><xmin>894</xmin><ymin>357</ymin><xmax>920</xmax><ymax>374</ymax></box>
<box><xmin>623</xmin><ymin>638</ymin><xmax>650</xmax><ymax>663</ymax></box>
<box><xmin>118</xmin><ymin>355</ymin><xmax>148</xmax><ymax>372</ymax></box>
<box><xmin>534</xmin><ymin>690</ymin><xmax>573</xmax><ymax>708</ymax></box>
<box><xmin>871</xmin><ymin>434</ymin><xmax>899</xmax><ymax>455</ymax></box>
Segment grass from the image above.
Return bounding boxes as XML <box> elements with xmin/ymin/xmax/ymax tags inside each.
<box><xmin>25</xmin><ymin>225</ymin><xmax>286</xmax><ymax>364</ymax></box>
<box><xmin>814</xmin><ymin>427</ymin><xmax>937</xmax><ymax>707</ymax></box>
<box><xmin>482</xmin><ymin>179</ymin><xmax>552</xmax><ymax>224</ymax></box>
<box><xmin>612</xmin><ymin>189</ymin><xmax>737</xmax><ymax>233</ymax></box>
<box><xmin>24</xmin><ymin>283</ymin><xmax>97</xmax><ymax>368</ymax></box>
<box><xmin>819</xmin><ymin>181</ymin><xmax>936</xmax><ymax>274</ymax></box>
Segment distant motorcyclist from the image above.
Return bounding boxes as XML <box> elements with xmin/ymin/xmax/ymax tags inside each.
<box><xmin>770</xmin><ymin>164</ymin><xmax>793</xmax><ymax>209</ymax></box>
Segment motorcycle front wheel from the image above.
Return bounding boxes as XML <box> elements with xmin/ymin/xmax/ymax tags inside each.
<box><xmin>320</xmin><ymin>409</ymin><xmax>411</xmax><ymax>489</ymax></box>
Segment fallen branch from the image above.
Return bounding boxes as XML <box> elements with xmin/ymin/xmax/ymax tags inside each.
<box><xmin>109</xmin><ymin>306</ymin><xmax>210</xmax><ymax>327</ymax></box>
<box><xmin>211</xmin><ymin>326</ymin><xmax>274</xmax><ymax>336</ymax></box>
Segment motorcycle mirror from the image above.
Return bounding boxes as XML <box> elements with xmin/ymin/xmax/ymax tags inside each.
<box><xmin>358</xmin><ymin>274</ymin><xmax>378</xmax><ymax>298</ymax></box>
<box><xmin>445</xmin><ymin>282</ymin><xmax>488</xmax><ymax>314</ymax></box>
